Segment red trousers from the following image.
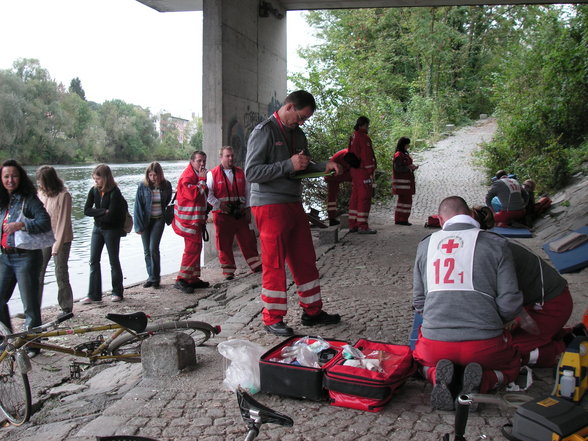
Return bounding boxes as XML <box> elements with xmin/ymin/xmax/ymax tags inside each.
<box><xmin>414</xmin><ymin>332</ymin><xmax>521</xmax><ymax>393</ymax></box>
<box><xmin>394</xmin><ymin>194</ymin><xmax>413</xmax><ymax>223</ymax></box>
<box><xmin>213</xmin><ymin>212</ymin><xmax>261</xmax><ymax>276</ymax></box>
<box><xmin>252</xmin><ymin>203</ymin><xmax>323</xmax><ymax>325</ymax></box>
<box><xmin>348</xmin><ymin>169</ymin><xmax>373</xmax><ymax>230</ymax></box>
<box><xmin>326</xmin><ymin>174</ymin><xmax>350</xmax><ymax>220</ymax></box>
<box><xmin>494</xmin><ymin>209</ymin><xmax>525</xmax><ymax>226</ymax></box>
<box><xmin>511</xmin><ymin>288</ymin><xmax>573</xmax><ymax>367</ymax></box>
<box><xmin>177</xmin><ymin>231</ymin><xmax>202</xmax><ymax>282</ymax></box>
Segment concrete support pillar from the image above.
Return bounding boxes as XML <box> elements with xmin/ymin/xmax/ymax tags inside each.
<box><xmin>202</xmin><ymin>0</ymin><xmax>287</xmax><ymax>262</ymax></box>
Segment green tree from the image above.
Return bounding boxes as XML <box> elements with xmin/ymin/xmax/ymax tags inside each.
<box><xmin>98</xmin><ymin>100</ymin><xmax>157</xmax><ymax>162</ymax></box>
<box><xmin>481</xmin><ymin>5</ymin><xmax>588</xmax><ymax>191</ymax></box>
<box><xmin>0</xmin><ymin>70</ymin><xmax>26</xmax><ymax>158</ymax></box>
<box><xmin>69</xmin><ymin>77</ymin><xmax>86</xmax><ymax>100</ymax></box>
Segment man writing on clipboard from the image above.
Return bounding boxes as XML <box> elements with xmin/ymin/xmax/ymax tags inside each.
<box><xmin>245</xmin><ymin>90</ymin><xmax>342</xmax><ymax>336</ymax></box>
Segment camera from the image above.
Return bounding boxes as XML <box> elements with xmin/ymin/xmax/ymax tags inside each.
<box><xmin>227</xmin><ymin>201</ymin><xmax>244</xmax><ymax>220</ymax></box>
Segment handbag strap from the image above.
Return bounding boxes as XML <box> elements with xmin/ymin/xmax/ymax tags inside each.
<box><xmin>169</xmin><ymin>192</ymin><xmax>177</xmax><ymax>205</ymax></box>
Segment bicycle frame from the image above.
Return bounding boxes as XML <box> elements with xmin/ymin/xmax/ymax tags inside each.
<box><xmin>0</xmin><ymin>314</ymin><xmax>143</xmax><ymax>365</ymax></box>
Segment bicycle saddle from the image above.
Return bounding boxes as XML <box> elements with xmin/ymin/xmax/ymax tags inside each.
<box><xmin>106</xmin><ymin>312</ymin><xmax>148</xmax><ymax>333</ymax></box>
<box><xmin>237</xmin><ymin>388</ymin><xmax>294</xmax><ymax>428</ymax></box>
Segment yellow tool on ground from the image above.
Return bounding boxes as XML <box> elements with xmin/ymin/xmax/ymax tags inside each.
<box><xmin>552</xmin><ymin>336</ymin><xmax>588</xmax><ymax>403</ymax></box>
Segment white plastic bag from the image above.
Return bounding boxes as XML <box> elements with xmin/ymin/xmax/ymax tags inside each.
<box><xmin>217</xmin><ymin>339</ymin><xmax>267</xmax><ymax>395</ymax></box>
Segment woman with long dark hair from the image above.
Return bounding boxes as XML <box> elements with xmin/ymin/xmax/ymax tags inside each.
<box><xmin>0</xmin><ymin>159</ymin><xmax>51</xmax><ymax>345</ymax></box>
<box><xmin>392</xmin><ymin>137</ymin><xmax>418</xmax><ymax>225</ymax></box>
<box><xmin>82</xmin><ymin>164</ymin><xmax>126</xmax><ymax>303</ymax></box>
<box><xmin>133</xmin><ymin>162</ymin><xmax>172</xmax><ymax>288</ymax></box>
<box><xmin>347</xmin><ymin>116</ymin><xmax>377</xmax><ymax>234</ymax></box>
<box><xmin>37</xmin><ymin>166</ymin><xmax>74</xmax><ymax>314</ymax></box>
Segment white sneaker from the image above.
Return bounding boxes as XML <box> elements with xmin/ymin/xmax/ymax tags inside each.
<box><xmin>80</xmin><ymin>297</ymin><xmax>97</xmax><ymax>305</ymax></box>
<box><xmin>111</xmin><ymin>295</ymin><xmax>123</xmax><ymax>303</ymax></box>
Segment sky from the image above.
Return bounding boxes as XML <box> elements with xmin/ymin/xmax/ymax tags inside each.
<box><xmin>0</xmin><ymin>0</ymin><xmax>318</xmax><ymax>120</ymax></box>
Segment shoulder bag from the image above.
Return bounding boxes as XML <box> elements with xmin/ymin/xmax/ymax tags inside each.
<box><xmin>121</xmin><ymin>195</ymin><xmax>133</xmax><ymax>234</ymax></box>
<box><xmin>14</xmin><ymin>202</ymin><xmax>56</xmax><ymax>250</ymax></box>
<box><xmin>164</xmin><ymin>193</ymin><xmax>176</xmax><ymax>226</ymax></box>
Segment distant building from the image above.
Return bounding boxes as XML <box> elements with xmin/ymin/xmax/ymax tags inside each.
<box><xmin>155</xmin><ymin>112</ymin><xmax>190</xmax><ymax>143</ymax></box>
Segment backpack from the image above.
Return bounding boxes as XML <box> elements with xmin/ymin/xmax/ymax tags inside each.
<box><xmin>121</xmin><ymin>196</ymin><xmax>133</xmax><ymax>234</ymax></box>
<box><xmin>425</xmin><ymin>214</ymin><xmax>441</xmax><ymax>228</ymax></box>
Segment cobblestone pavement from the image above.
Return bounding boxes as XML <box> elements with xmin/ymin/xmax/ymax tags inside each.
<box><xmin>3</xmin><ymin>118</ymin><xmax>587</xmax><ymax>441</ymax></box>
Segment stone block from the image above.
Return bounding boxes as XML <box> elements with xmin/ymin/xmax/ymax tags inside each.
<box><xmin>479</xmin><ymin>114</ymin><xmax>488</xmax><ymax>119</ymax></box>
<box><xmin>339</xmin><ymin>213</ymin><xmax>349</xmax><ymax>229</ymax></box>
<box><xmin>318</xmin><ymin>227</ymin><xmax>339</xmax><ymax>245</ymax></box>
<box><xmin>141</xmin><ymin>332</ymin><xmax>196</xmax><ymax>378</ymax></box>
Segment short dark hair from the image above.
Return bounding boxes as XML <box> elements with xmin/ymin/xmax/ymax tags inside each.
<box><xmin>396</xmin><ymin>137</ymin><xmax>411</xmax><ymax>152</ymax></box>
<box><xmin>439</xmin><ymin>196</ymin><xmax>470</xmax><ymax>218</ymax></box>
<box><xmin>0</xmin><ymin>159</ymin><xmax>37</xmax><ymax>208</ymax></box>
<box><xmin>284</xmin><ymin>90</ymin><xmax>316</xmax><ymax>112</ymax></box>
<box><xmin>354</xmin><ymin>116</ymin><xmax>370</xmax><ymax>131</ymax></box>
<box><xmin>190</xmin><ymin>151</ymin><xmax>206</xmax><ymax>161</ymax></box>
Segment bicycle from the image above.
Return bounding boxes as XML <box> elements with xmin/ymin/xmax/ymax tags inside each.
<box><xmin>0</xmin><ymin>311</ymin><xmax>221</xmax><ymax>426</ymax></box>
<box><xmin>94</xmin><ymin>388</ymin><xmax>293</xmax><ymax>441</ymax></box>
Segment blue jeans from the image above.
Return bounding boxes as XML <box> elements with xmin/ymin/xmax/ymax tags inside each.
<box><xmin>141</xmin><ymin>217</ymin><xmax>165</xmax><ymax>283</ymax></box>
<box><xmin>0</xmin><ymin>250</ymin><xmax>43</xmax><ymax>331</ymax></box>
<box><xmin>88</xmin><ymin>226</ymin><xmax>123</xmax><ymax>300</ymax></box>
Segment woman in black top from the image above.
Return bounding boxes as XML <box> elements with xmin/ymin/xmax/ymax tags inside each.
<box><xmin>82</xmin><ymin>164</ymin><xmax>126</xmax><ymax>303</ymax></box>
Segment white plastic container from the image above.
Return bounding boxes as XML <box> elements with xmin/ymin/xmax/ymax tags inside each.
<box><xmin>559</xmin><ymin>369</ymin><xmax>576</xmax><ymax>398</ymax></box>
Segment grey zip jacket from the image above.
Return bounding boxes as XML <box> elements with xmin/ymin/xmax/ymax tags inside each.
<box><xmin>245</xmin><ymin>115</ymin><xmax>325</xmax><ymax>207</ymax></box>
<box><xmin>413</xmin><ymin>220</ymin><xmax>522</xmax><ymax>342</ymax></box>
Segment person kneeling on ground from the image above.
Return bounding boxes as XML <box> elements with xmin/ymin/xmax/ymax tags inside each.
<box><xmin>472</xmin><ymin>206</ymin><xmax>576</xmax><ymax>367</ymax></box>
<box><xmin>412</xmin><ymin>196</ymin><xmax>522</xmax><ymax>411</ymax></box>
<box><xmin>485</xmin><ymin>170</ymin><xmax>528</xmax><ymax>227</ymax></box>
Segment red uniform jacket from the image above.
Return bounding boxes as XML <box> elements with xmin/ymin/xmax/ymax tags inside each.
<box><xmin>392</xmin><ymin>151</ymin><xmax>415</xmax><ymax>195</ymax></box>
<box><xmin>348</xmin><ymin>129</ymin><xmax>376</xmax><ymax>177</ymax></box>
<box><xmin>210</xmin><ymin>165</ymin><xmax>247</xmax><ymax>212</ymax></box>
<box><xmin>325</xmin><ymin>149</ymin><xmax>352</xmax><ymax>183</ymax></box>
<box><xmin>172</xmin><ymin>164</ymin><xmax>208</xmax><ymax>238</ymax></box>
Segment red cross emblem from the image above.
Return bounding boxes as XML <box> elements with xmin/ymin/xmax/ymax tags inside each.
<box><xmin>441</xmin><ymin>238</ymin><xmax>460</xmax><ymax>254</ymax></box>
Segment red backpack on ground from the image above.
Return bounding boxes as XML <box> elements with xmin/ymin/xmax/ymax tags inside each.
<box><xmin>425</xmin><ymin>215</ymin><xmax>441</xmax><ymax>228</ymax></box>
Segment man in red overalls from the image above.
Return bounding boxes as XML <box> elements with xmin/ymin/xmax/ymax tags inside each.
<box><xmin>207</xmin><ymin>146</ymin><xmax>261</xmax><ymax>279</ymax></box>
<box><xmin>172</xmin><ymin>151</ymin><xmax>210</xmax><ymax>293</ymax></box>
<box><xmin>348</xmin><ymin>116</ymin><xmax>377</xmax><ymax>234</ymax></box>
<box><xmin>245</xmin><ymin>90</ymin><xmax>342</xmax><ymax>336</ymax></box>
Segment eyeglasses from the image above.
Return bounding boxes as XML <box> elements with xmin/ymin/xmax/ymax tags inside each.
<box><xmin>295</xmin><ymin>109</ymin><xmax>311</xmax><ymax>123</ymax></box>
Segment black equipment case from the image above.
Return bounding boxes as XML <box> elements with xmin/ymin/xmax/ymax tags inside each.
<box><xmin>508</xmin><ymin>396</ymin><xmax>588</xmax><ymax>441</ymax></box>
<box><xmin>259</xmin><ymin>336</ymin><xmax>348</xmax><ymax>401</ymax></box>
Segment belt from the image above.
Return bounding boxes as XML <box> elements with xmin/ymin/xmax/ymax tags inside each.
<box><xmin>0</xmin><ymin>247</ymin><xmax>28</xmax><ymax>254</ymax></box>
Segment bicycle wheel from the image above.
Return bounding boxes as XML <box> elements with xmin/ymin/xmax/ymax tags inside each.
<box><xmin>0</xmin><ymin>323</ymin><xmax>32</xmax><ymax>426</ymax></box>
<box><xmin>108</xmin><ymin>320</ymin><xmax>218</xmax><ymax>360</ymax></box>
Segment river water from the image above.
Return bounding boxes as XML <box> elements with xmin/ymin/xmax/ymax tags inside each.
<box><xmin>9</xmin><ymin>161</ymin><xmax>188</xmax><ymax>315</ymax></box>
